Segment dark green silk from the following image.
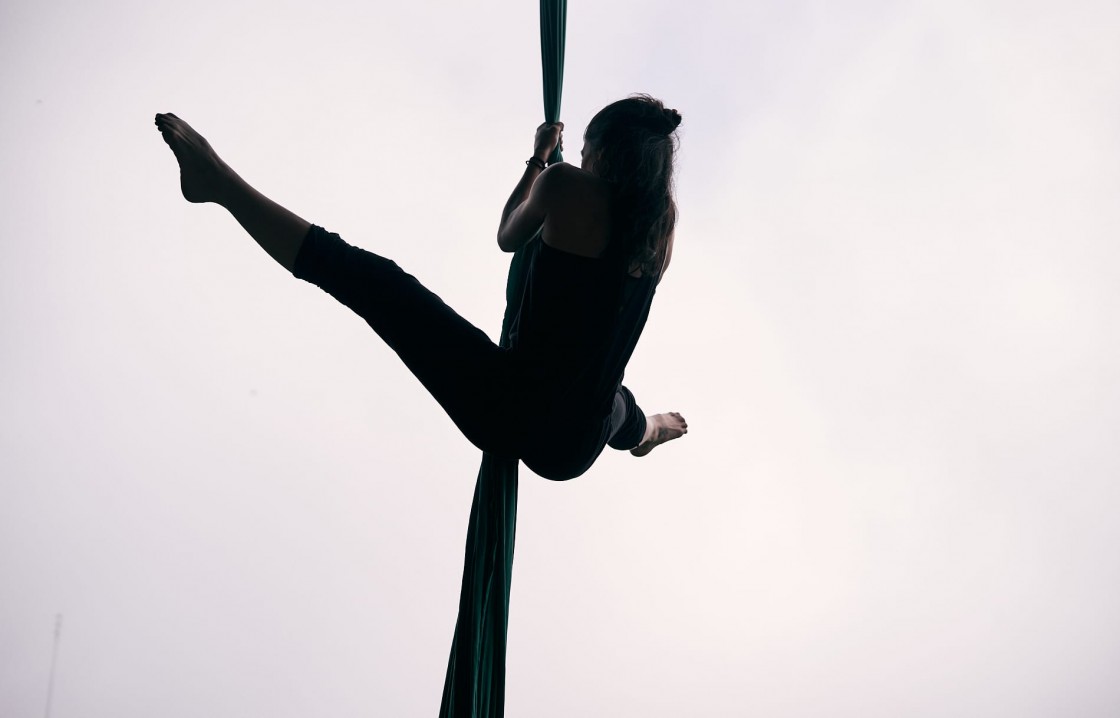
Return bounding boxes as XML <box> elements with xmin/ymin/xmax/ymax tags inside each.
<box><xmin>438</xmin><ymin>3</ymin><xmax>566</xmax><ymax>717</ymax></box>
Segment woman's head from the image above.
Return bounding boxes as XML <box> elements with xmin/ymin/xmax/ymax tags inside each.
<box><xmin>583</xmin><ymin>94</ymin><xmax>682</xmax><ymax>275</ymax></box>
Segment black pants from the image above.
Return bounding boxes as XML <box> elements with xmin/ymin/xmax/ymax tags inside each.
<box><xmin>292</xmin><ymin>224</ymin><xmax>645</xmax><ymax>480</ymax></box>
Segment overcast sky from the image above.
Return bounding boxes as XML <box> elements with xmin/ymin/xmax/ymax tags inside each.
<box><xmin>3</xmin><ymin>0</ymin><xmax>1119</xmax><ymax>716</ymax></box>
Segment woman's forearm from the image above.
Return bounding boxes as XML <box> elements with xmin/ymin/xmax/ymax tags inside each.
<box><xmin>498</xmin><ymin>122</ymin><xmax>564</xmax><ymax>243</ymax></box>
<box><xmin>498</xmin><ymin>162</ymin><xmax>544</xmax><ymax>233</ymax></box>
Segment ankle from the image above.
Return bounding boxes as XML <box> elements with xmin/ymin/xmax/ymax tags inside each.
<box><xmin>639</xmin><ymin>415</ymin><xmax>657</xmax><ymax>445</ymax></box>
<box><xmin>213</xmin><ymin>168</ymin><xmax>249</xmax><ymax>209</ymax></box>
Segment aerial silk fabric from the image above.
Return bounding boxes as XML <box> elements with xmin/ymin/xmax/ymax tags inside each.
<box><xmin>438</xmin><ymin>3</ymin><xmax>566</xmax><ymax>717</ymax></box>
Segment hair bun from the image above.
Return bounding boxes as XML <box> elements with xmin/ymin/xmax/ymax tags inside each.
<box><xmin>663</xmin><ymin>108</ymin><xmax>682</xmax><ymax>131</ymax></box>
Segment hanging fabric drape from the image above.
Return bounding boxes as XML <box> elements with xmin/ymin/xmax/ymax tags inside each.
<box><xmin>438</xmin><ymin>3</ymin><xmax>566</xmax><ymax>717</ymax></box>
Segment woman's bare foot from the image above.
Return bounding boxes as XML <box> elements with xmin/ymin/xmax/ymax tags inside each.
<box><xmin>154</xmin><ymin>113</ymin><xmax>236</xmax><ymax>204</ymax></box>
<box><xmin>630</xmin><ymin>412</ymin><xmax>688</xmax><ymax>457</ymax></box>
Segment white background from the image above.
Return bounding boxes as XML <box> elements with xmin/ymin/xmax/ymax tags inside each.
<box><xmin>3</xmin><ymin>0</ymin><xmax>1119</xmax><ymax>715</ymax></box>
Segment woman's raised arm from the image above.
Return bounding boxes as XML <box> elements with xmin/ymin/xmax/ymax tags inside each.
<box><xmin>497</xmin><ymin>163</ymin><xmax>554</xmax><ymax>252</ymax></box>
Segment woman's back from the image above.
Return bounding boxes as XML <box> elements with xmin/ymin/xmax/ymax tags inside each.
<box><xmin>506</xmin><ymin>164</ymin><xmax>659</xmax><ymax>420</ymax></box>
<box><xmin>507</xmin><ymin>238</ymin><xmax>655</xmax><ymax>416</ymax></box>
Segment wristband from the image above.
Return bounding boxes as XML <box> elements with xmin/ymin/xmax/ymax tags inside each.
<box><xmin>526</xmin><ymin>157</ymin><xmax>546</xmax><ymax>171</ymax></box>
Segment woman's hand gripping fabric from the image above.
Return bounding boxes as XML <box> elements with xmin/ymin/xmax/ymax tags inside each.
<box><xmin>533</xmin><ymin>122</ymin><xmax>564</xmax><ymax>165</ymax></box>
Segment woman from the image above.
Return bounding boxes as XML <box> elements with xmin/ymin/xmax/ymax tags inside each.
<box><xmin>154</xmin><ymin>94</ymin><xmax>687</xmax><ymax>480</ymax></box>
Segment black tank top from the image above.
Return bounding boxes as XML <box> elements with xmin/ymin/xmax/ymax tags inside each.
<box><xmin>507</xmin><ymin>238</ymin><xmax>657</xmax><ymax>420</ymax></box>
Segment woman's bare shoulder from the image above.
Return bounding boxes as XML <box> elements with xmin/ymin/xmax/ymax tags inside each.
<box><xmin>541</xmin><ymin>163</ymin><xmax>613</xmax><ymax>257</ymax></box>
<box><xmin>542</xmin><ymin>161</ymin><xmax>605</xmax><ymax>194</ymax></box>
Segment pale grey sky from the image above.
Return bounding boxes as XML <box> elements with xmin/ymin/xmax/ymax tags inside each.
<box><xmin>3</xmin><ymin>0</ymin><xmax>1119</xmax><ymax>716</ymax></box>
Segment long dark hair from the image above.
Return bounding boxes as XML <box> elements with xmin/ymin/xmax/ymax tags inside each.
<box><xmin>585</xmin><ymin>94</ymin><xmax>681</xmax><ymax>276</ymax></box>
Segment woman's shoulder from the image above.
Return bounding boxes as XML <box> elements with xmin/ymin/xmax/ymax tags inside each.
<box><xmin>540</xmin><ymin>163</ymin><xmax>614</xmax><ymax>259</ymax></box>
<box><xmin>539</xmin><ymin>161</ymin><xmax>610</xmax><ymax>197</ymax></box>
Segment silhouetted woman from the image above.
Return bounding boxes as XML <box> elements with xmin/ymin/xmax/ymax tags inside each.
<box><xmin>155</xmin><ymin>94</ymin><xmax>687</xmax><ymax>480</ymax></box>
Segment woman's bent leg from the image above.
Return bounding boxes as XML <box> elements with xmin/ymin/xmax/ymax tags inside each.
<box><xmin>522</xmin><ymin>385</ymin><xmax>647</xmax><ymax>480</ymax></box>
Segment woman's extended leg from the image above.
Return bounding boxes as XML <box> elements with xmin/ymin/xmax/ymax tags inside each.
<box><xmin>155</xmin><ymin>113</ymin><xmax>310</xmax><ymax>271</ymax></box>
<box><xmin>292</xmin><ymin>224</ymin><xmax>524</xmax><ymax>457</ymax></box>
<box><xmin>155</xmin><ymin>113</ymin><xmax>523</xmax><ymax>457</ymax></box>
